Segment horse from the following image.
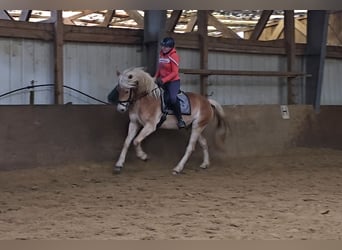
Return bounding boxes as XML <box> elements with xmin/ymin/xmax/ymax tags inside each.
<box><xmin>109</xmin><ymin>67</ymin><xmax>227</xmax><ymax>175</ymax></box>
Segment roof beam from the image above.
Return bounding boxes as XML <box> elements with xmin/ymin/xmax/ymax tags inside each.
<box><xmin>249</xmin><ymin>10</ymin><xmax>273</xmax><ymax>40</ymax></box>
<box><xmin>269</xmin><ymin>19</ymin><xmax>284</xmax><ymax>39</ymax></box>
<box><xmin>19</xmin><ymin>10</ymin><xmax>32</xmax><ymax>21</ymax></box>
<box><xmin>208</xmin><ymin>13</ymin><xmax>241</xmax><ymax>39</ymax></box>
<box><xmin>125</xmin><ymin>10</ymin><xmax>144</xmax><ymax>28</ymax></box>
<box><xmin>166</xmin><ymin>10</ymin><xmax>182</xmax><ymax>32</ymax></box>
<box><xmin>185</xmin><ymin>14</ymin><xmax>197</xmax><ymax>32</ymax></box>
<box><xmin>64</xmin><ymin>10</ymin><xmax>94</xmax><ymax>25</ymax></box>
<box><xmin>295</xmin><ymin>19</ymin><xmax>307</xmax><ymax>36</ymax></box>
<box><xmin>99</xmin><ymin>10</ymin><xmax>115</xmax><ymax>27</ymax></box>
<box><xmin>0</xmin><ymin>10</ymin><xmax>14</xmax><ymax>20</ymax></box>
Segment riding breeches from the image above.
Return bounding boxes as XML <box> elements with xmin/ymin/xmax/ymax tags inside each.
<box><xmin>163</xmin><ymin>79</ymin><xmax>180</xmax><ymax>106</ymax></box>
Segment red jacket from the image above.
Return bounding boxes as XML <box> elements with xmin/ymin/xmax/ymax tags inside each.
<box><xmin>155</xmin><ymin>48</ymin><xmax>180</xmax><ymax>84</ymax></box>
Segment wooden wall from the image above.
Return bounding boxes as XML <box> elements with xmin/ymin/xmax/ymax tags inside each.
<box><xmin>0</xmin><ymin>19</ymin><xmax>341</xmax><ymax>59</ymax></box>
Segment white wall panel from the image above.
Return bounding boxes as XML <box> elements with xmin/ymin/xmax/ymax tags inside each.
<box><xmin>207</xmin><ymin>52</ymin><xmax>288</xmax><ymax>105</ymax></box>
<box><xmin>0</xmin><ymin>38</ymin><xmax>53</xmax><ymax>104</ymax></box>
<box><xmin>64</xmin><ymin>43</ymin><xmax>142</xmax><ymax>104</ymax></box>
<box><xmin>177</xmin><ymin>48</ymin><xmax>201</xmax><ymax>93</ymax></box>
<box><xmin>0</xmin><ymin>37</ymin><xmax>341</xmax><ymax>106</ymax></box>
<box><xmin>321</xmin><ymin>58</ymin><xmax>342</xmax><ymax>105</ymax></box>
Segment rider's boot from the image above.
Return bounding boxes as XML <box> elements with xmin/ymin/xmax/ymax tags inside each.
<box><xmin>172</xmin><ymin>100</ymin><xmax>186</xmax><ymax>129</ymax></box>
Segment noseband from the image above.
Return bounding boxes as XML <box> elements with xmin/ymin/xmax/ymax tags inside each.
<box><xmin>117</xmin><ymin>85</ymin><xmax>152</xmax><ymax>108</ymax></box>
<box><xmin>117</xmin><ymin>87</ymin><xmax>134</xmax><ymax>107</ymax></box>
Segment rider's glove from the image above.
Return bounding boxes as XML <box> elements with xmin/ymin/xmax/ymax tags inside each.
<box><xmin>155</xmin><ymin>77</ymin><xmax>163</xmax><ymax>88</ymax></box>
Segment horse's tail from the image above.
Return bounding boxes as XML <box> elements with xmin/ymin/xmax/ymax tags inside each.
<box><xmin>208</xmin><ymin>99</ymin><xmax>229</xmax><ymax>150</ymax></box>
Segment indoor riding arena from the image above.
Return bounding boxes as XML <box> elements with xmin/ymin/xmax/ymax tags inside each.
<box><xmin>0</xmin><ymin>10</ymin><xmax>342</xmax><ymax>240</ymax></box>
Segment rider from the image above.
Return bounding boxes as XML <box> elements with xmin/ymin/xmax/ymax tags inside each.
<box><xmin>154</xmin><ymin>37</ymin><xmax>186</xmax><ymax>129</ymax></box>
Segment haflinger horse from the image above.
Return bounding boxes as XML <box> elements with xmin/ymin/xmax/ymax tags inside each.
<box><xmin>109</xmin><ymin>67</ymin><xmax>227</xmax><ymax>175</ymax></box>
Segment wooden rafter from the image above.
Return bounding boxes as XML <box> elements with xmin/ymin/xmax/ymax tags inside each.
<box><xmin>295</xmin><ymin>19</ymin><xmax>307</xmax><ymax>36</ymax></box>
<box><xmin>249</xmin><ymin>10</ymin><xmax>273</xmax><ymax>40</ymax></box>
<box><xmin>185</xmin><ymin>14</ymin><xmax>197</xmax><ymax>32</ymax></box>
<box><xmin>269</xmin><ymin>19</ymin><xmax>284</xmax><ymax>39</ymax></box>
<box><xmin>0</xmin><ymin>10</ymin><xmax>14</xmax><ymax>20</ymax></box>
<box><xmin>166</xmin><ymin>10</ymin><xmax>182</xmax><ymax>32</ymax></box>
<box><xmin>208</xmin><ymin>13</ymin><xmax>240</xmax><ymax>39</ymax></box>
<box><xmin>328</xmin><ymin>12</ymin><xmax>342</xmax><ymax>45</ymax></box>
<box><xmin>64</xmin><ymin>10</ymin><xmax>94</xmax><ymax>25</ymax></box>
<box><xmin>99</xmin><ymin>10</ymin><xmax>115</xmax><ymax>27</ymax></box>
<box><xmin>124</xmin><ymin>10</ymin><xmax>144</xmax><ymax>28</ymax></box>
<box><xmin>19</xmin><ymin>10</ymin><xmax>32</xmax><ymax>21</ymax></box>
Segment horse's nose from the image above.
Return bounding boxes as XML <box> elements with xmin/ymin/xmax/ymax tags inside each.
<box><xmin>117</xmin><ymin>105</ymin><xmax>126</xmax><ymax>113</ymax></box>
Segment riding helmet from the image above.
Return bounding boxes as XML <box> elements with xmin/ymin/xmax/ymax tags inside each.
<box><xmin>160</xmin><ymin>37</ymin><xmax>175</xmax><ymax>48</ymax></box>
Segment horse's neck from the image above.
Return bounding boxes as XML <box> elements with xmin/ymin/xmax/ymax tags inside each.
<box><xmin>132</xmin><ymin>92</ymin><xmax>160</xmax><ymax>109</ymax></box>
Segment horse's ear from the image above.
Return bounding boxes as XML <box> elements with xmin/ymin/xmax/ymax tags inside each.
<box><xmin>116</xmin><ymin>70</ymin><xmax>121</xmax><ymax>76</ymax></box>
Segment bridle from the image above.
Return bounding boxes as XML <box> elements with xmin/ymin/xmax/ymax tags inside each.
<box><xmin>117</xmin><ymin>86</ymin><xmax>134</xmax><ymax>108</ymax></box>
<box><xmin>117</xmin><ymin>85</ymin><xmax>156</xmax><ymax>107</ymax></box>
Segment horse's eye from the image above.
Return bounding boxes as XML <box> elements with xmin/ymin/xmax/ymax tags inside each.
<box><xmin>128</xmin><ymin>74</ymin><xmax>133</xmax><ymax>79</ymax></box>
<box><xmin>125</xmin><ymin>90</ymin><xmax>129</xmax><ymax>94</ymax></box>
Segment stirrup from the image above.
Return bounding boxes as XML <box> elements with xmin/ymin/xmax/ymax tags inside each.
<box><xmin>177</xmin><ymin>119</ymin><xmax>186</xmax><ymax>129</ymax></box>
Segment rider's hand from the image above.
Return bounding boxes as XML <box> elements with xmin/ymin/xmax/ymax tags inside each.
<box><xmin>155</xmin><ymin>77</ymin><xmax>163</xmax><ymax>88</ymax></box>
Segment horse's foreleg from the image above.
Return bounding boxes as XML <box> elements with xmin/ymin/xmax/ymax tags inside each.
<box><xmin>198</xmin><ymin>134</ymin><xmax>210</xmax><ymax>169</ymax></box>
<box><xmin>173</xmin><ymin>127</ymin><xmax>204</xmax><ymax>174</ymax></box>
<box><xmin>133</xmin><ymin>124</ymin><xmax>156</xmax><ymax>161</ymax></box>
<box><xmin>114</xmin><ymin>121</ymin><xmax>140</xmax><ymax>172</ymax></box>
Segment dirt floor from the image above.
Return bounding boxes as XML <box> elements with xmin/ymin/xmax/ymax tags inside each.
<box><xmin>1</xmin><ymin>147</ymin><xmax>342</xmax><ymax>240</ymax></box>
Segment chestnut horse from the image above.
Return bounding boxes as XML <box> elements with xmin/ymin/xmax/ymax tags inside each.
<box><xmin>110</xmin><ymin>67</ymin><xmax>227</xmax><ymax>175</ymax></box>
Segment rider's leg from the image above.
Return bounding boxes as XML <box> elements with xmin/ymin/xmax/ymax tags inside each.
<box><xmin>166</xmin><ymin>80</ymin><xmax>185</xmax><ymax>129</ymax></box>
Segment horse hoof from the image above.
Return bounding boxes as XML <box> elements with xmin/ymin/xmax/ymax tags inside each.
<box><xmin>200</xmin><ymin>164</ymin><xmax>208</xmax><ymax>169</ymax></box>
<box><xmin>172</xmin><ymin>170</ymin><xmax>180</xmax><ymax>175</ymax></box>
<box><xmin>113</xmin><ymin>167</ymin><xmax>122</xmax><ymax>175</ymax></box>
<box><xmin>140</xmin><ymin>156</ymin><xmax>149</xmax><ymax>161</ymax></box>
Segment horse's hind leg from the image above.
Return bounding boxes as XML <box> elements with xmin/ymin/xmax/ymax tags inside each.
<box><xmin>198</xmin><ymin>134</ymin><xmax>210</xmax><ymax>169</ymax></box>
<box><xmin>173</xmin><ymin>127</ymin><xmax>204</xmax><ymax>175</ymax></box>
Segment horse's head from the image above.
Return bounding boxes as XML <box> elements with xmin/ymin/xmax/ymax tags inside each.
<box><xmin>114</xmin><ymin>67</ymin><xmax>159</xmax><ymax>113</ymax></box>
<box><xmin>118</xmin><ymin>67</ymin><xmax>156</xmax><ymax>92</ymax></box>
<box><xmin>118</xmin><ymin>68</ymin><xmax>139</xmax><ymax>89</ymax></box>
<box><xmin>115</xmin><ymin>85</ymin><xmax>133</xmax><ymax>113</ymax></box>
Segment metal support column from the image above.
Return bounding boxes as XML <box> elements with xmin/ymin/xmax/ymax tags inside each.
<box><xmin>197</xmin><ymin>10</ymin><xmax>209</xmax><ymax>96</ymax></box>
<box><xmin>305</xmin><ymin>10</ymin><xmax>329</xmax><ymax>112</ymax></box>
<box><xmin>143</xmin><ymin>10</ymin><xmax>167</xmax><ymax>76</ymax></box>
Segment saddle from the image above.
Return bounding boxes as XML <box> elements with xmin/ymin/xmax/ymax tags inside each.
<box><xmin>156</xmin><ymin>89</ymin><xmax>191</xmax><ymax>129</ymax></box>
<box><xmin>160</xmin><ymin>90</ymin><xmax>191</xmax><ymax>115</ymax></box>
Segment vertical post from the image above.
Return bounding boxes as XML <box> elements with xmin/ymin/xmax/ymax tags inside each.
<box><xmin>54</xmin><ymin>10</ymin><xmax>64</xmax><ymax>104</ymax></box>
<box><xmin>284</xmin><ymin>10</ymin><xmax>296</xmax><ymax>104</ymax></box>
<box><xmin>305</xmin><ymin>10</ymin><xmax>329</xmax><ymax>112</ymax></box>
<box><xmin>29</xmin><ymin>80</ymin><xmax>35</xmax><ymax>105</ymax></box>
<box><xmin>143</xmin><ymin>10</ymin><xmax>167</xmax><ymax>76</ymax></box>
<box><xmin>197</xmin><ymin>10</ymin><xmax>209</xmax><ymax>96</ymax></box>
